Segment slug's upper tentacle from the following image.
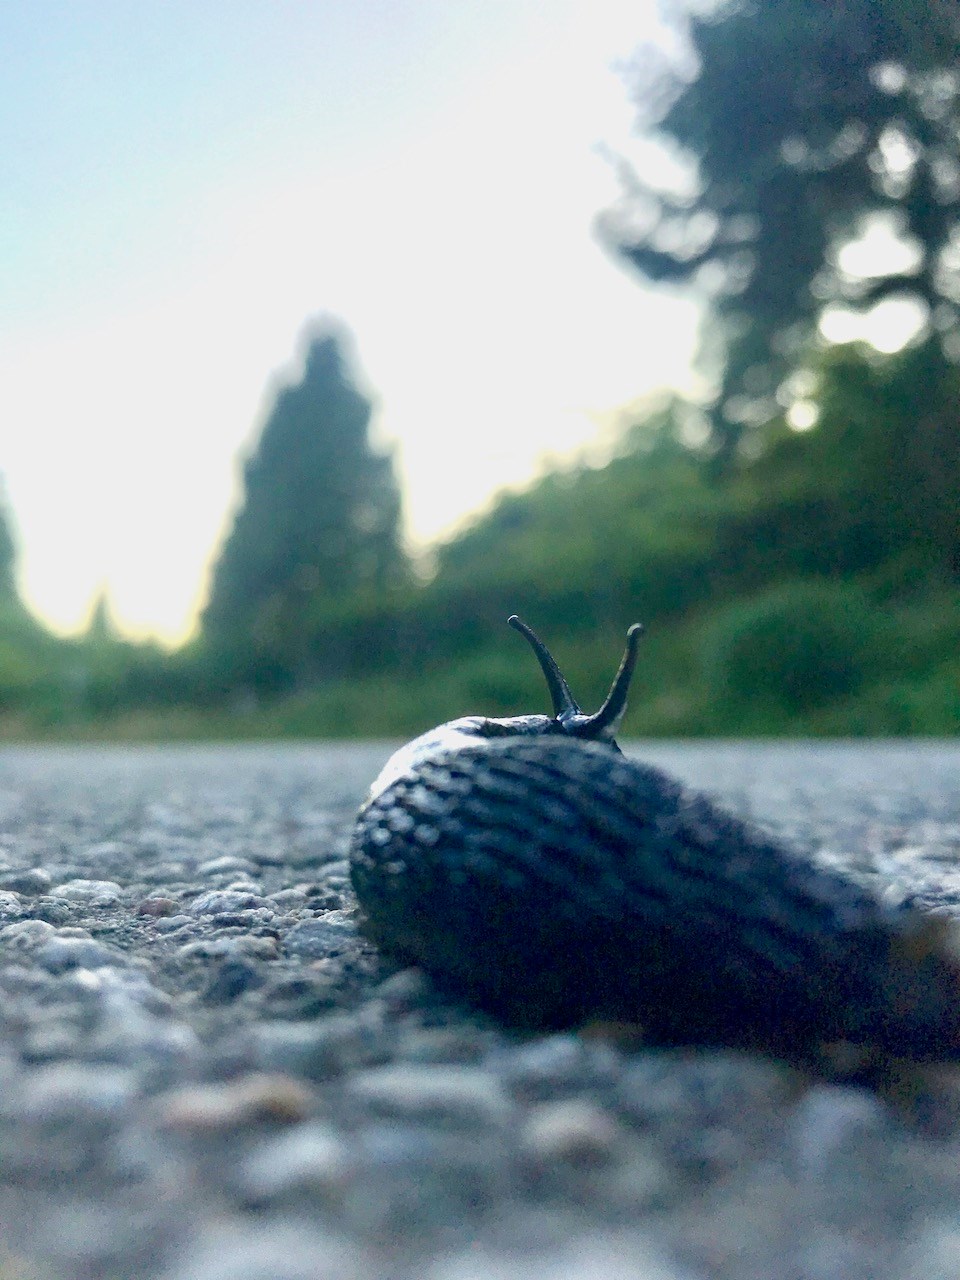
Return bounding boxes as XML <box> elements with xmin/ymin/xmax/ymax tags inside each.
<box><xmin>569</xmin><ymin>622</ymin><xmax>644</xmax><ymax>741</ymax></box>
<box><xmin>507</xmin><ymin>615</ymin><xmax>580</xmax><ymax>719</ymax></box>
<box><xmin>509</xmin><ymin>615</ymin><xmax>644</xmax><ymax>743</ymax></box>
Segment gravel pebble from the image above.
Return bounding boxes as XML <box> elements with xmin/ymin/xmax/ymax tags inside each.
<box><xmin>348</xmin><ymin>1064</ymin><xmax>513</xmax><ymax>1126</ymax></box>
<box><xmin>152</xmin><ymin>913</ymin><xmax>194</xmax><ymax>932</ymax></box>
<box><xmin>177</xmin><ymin>935</ymin><xmax>280</xmax><ymax>961</ymax></box>
<box><xmin>0</xmin><ymin>891</ymin><xmax>24</xmax><ymax>918</ymax></box>
<box><xmin>239</xmin><ymin>1121</ymin><xmax>355</xmax><ymax>1204</ymax></box>
<box><xmin>55</xmin><ymin>878</ymin><xmax>123</xmax><ymax>905</ymax></box>
<box><xmin>0</xmin><ymin>867</ymin><xmax>52</xmax><ymax>894</ymax></box>
<box><xmin>519</xmin><ymin>1098</ymin><xmax>622</xmax><ymax>1167</ymax></box>
<box><xmin>18</xmin><ymin>1062</ymin><xmax>139</xmax><ymax>1123</ymax></box>
<box><xmin>268</xmin><ymin>888</ymin><xmax>310</xmax><ymax>909</ymax></box>
<box><xmin>138</xmin><ymin>896</ymin><xmax>178</xmax><ymax>916</ymax></box>
<box><xmin>198</xmin><ymin>855</ymin><xmax>260</xmax><ymax>877</ymax></box>
<box><xmin>428</xmin><ymin>1235</ymin><xmax>699</xmax><ymax>1280</ymax></box>
<box><xmin>902</xmin><ymin>1225</ymin><xmax>960</xmax><ymax>1280</ymax></box>
<box><xmin>190</xmin><ymin>889</ymin><xmax>266</xmax><ymax>916</ymax></box>
<box><xmin>498</xmin><ymin>1033</ymin><xmax>621</xmax><ymax>1100</ymax></box>
<box><xmin>34</xmin><ymin>934</ymin><xmax>123</xmax><ymax>972</ymax></box>
<box><xmin>160</xmin><ymin>1224</ymin><xmax>368</xmax><ymax>1280</ymax></box>
<box><xmin>0</xmin><ymin>918</ymin><xmax>56</xmax><ymax>948</ymax></box>
<box><xmin>283</xmin><ymin>911</ymin><xmax>357</xmax><ymax>958</ymax></box>
<box><xmin>157</xmin><ymin>1073</ymin><xmax>314</xmax><ymax>1132</ymax></box>
<box><xmin>788</xmin><ymin>1085</ymin><xmax>887</xmax><ymax>1176</ymax></box>
<box><xmin>243</xmin><ymin>1015</ymin><xmax>388</xmax><ymax>1079</ymax></box>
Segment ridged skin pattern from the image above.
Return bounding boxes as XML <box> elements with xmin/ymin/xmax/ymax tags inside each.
<box><xmin>351</xmin><ymin>737</ymin><xmax>960</xmax><ymax>1061</ymax></box>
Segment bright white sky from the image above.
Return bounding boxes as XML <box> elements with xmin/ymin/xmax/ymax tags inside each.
<box><xmin>1</xmin><ymin>0</ymin><xmax>702</xmax><ymax>643</ymax></box>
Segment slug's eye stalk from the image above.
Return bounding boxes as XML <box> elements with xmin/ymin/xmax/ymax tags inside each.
<box><xmin>508</xmin><ymin>615</ymin><xmax>580</xmax><ymax>719</ymax></box>
<box><xmin>576</xmin><ymin>622</ymin><xmax>644</xmax><ymax>740</ymax></box>
<box><xmin>508</xmin><ymin>616</ymin><xmax>644</xmax><ymax>743</ymax></box>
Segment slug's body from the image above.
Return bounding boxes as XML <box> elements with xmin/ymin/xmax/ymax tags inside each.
<box><xmin>350</xmin><ymin>618</ymin><xmax>960</xmax><ymax>1065</ymax></box>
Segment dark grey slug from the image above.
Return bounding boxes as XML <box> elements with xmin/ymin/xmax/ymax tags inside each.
<box><xmin>350</xmin><ymin>616</ymin><xmax>960</xmax><ymax>1067</ymax></box>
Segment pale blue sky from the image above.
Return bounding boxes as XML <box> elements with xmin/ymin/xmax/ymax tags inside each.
<box><xmin>1</xmin><ymin>1</ymin><xmax>701</xmax><ymax>641</ymax></box>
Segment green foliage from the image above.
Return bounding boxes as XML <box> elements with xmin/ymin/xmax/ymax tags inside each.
<box><xmin>426</xmin><ymin>406</ymin><xmax>726</xmax><ymax>641</ymax></box>
<box><xmin>611</xmin><ymin>0</ymin><xmax>960</xmax><ymax>461</ymax></box>
<box><xmin>811</xmin><ymin>341</ymin><xmax>960</xmax><ymax>581</ymax></box>
<box><xmin>718</xmin><ymin>339</ymin><xmax>960</xmax><ymax>587</ymax></box>
<box><xmin>0</xmin><ymin>592</ymin><xmax>65</xmax><ymax>714</ymax></box>
<box><xmin>202</xmin><ymin>330</ymin><xmax>407</xmax><ymax>688</ymax></box>
<box><xmin>701</xmin><ymin>580</ymin><xmax>889</xmax><ymax>720</ymax></box>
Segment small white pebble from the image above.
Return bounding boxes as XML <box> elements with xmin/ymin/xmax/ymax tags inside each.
<box><xmin>159</xmin><ymin>1223</ymin><xmax>366</xmax><ymax>1280</ymax></box>
<box><xmin>348</xmin><ymin>1064</ymin><xmax>512</xmax><ymax>1126</ymax></box>
<box><xmin>0</xmin><ymin>920</ymin><xmax>56</xmax><ymax>948</ymax></box>
<box><xmin>20</xmin><ymin>1063</ymin><xmax>138</xmax><ymax>1122</ymax></box>
<box><xmin>789</xmin><ymin>1085</ymin><xmax>884</xmax><ymax>1176</ymax></box>
<box><xmin>240</xmin><ymin>1121</ymin><xmax>355</xmax><ymax>1200</ymax></box>
<box><xmin>520</xmin><ymin>1098</ymin><xmax>621</xmax><ymax>1167</ymax></box>
<box><xmin>429</xmin><ymin>1232</ymin><xmax>695</xmax><ymax>1280</ymax></box>
<box><xmin>902</xmin><ymin>1224</ymin><xmax>960</xmax><ymax>1280</ymax></box>
<box><xmin>157</xmin><ymin>1073</ymin><xmax>313</xmax><ymax>1132</ymax></box>
<box><xmin>55</xmin><ymin>879</ymin><xmax>123</xmax><ymax>905</ymax></box>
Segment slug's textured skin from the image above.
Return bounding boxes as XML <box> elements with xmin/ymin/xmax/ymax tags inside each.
<box><xmin>350</xmin><ymin>620</ymin><xmax>960</xmax><ymax>1064</ymax></box>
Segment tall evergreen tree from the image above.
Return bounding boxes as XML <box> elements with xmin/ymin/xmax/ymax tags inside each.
<box><xmin>203</xmin><ymin>332</ymin><xmax>407</xmax><ymax>684</ymax></box>
<box><xmin>85</xmin><ymin>588</ymin><xmax>118</xmax><ymax>645</ymax></box>
<box><xmin>608</xmin><ymin>0</ymin><xmax>960</xmax><ymax>465</ymax></box>
<box><xmin>0</xmin><ymin>482</ymin><xmax>20</xmax><ymax>603</ymax></box>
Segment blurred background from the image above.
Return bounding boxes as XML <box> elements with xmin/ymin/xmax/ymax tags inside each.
<box><xmin>1</xmin><ymin>0</ymin><xmax>958</xmax><ymax>739</ymax></box>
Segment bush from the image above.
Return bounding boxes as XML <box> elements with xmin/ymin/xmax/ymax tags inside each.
<box><xmin>702</xmin><ymin>581</ymin><xmax>888</xmax><ymax>719</ymax></box>
<box><xmin>826</xmin><ymin>660</ymin><xmax>960</xmax><ymax>736</ymax></box>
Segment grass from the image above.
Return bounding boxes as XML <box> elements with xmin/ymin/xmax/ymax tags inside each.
<box><xmin>1</xmin><ymin>590</ymin><xmax>956</xmax><ymax>743</ymax></box>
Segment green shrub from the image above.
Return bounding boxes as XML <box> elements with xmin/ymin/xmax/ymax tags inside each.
<box><xmin>828</xmin><ymin>660</ymin><xmax>960</xmax><ymax>736</ymax></box>
<box><xmin>702</xmin><ymin>581</ymin><xmax>889</xmax><ymax>718</ymax></box>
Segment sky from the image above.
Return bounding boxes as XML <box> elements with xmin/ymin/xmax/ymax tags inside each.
<box><xmin>0</xmin><ymin>0</ymin><xmax>703</xmax><ymax>643</ymax></box>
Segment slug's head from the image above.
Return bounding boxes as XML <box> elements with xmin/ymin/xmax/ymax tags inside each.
<box><xmin>499</xmin><ymin>614</ymin><xmax>644</xmax><ymax>748</ymax></box>
<box><xmin>365</xmin><ymin>616</ymin><xmax>643</xmax><ymax>802</ymax></box>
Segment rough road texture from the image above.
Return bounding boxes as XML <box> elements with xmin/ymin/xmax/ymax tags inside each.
<box><xmin>0</xmin><ymin>741</ymin><xmax>958</xmax><ymax>1280</ymax></box>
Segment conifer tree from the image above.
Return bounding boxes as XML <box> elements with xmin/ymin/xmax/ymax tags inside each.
<box><xmin>203</xmin><ymin>331</ymin><xmax>406</xmax><ymax>684</ymax></box>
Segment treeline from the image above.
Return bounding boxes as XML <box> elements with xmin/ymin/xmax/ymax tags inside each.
<box><xmin>1</xmin><ymin>333</ymin><xmax>957</xmax><ymax>737</ymax></box>
<box><xmin>1</xmin><ymin>0</ymin><xmax>958</xmax><ymax>737</ymax></box>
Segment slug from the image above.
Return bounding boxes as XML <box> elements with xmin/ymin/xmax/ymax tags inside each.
<box><xmin>350</xmin><ymin>616</ymin><xmax>960</xmax><ymax>1068</ymax></box>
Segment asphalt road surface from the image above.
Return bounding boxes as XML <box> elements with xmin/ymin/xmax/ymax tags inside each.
<box><xmin>0</xmin><ymin>740</ymin><xmax>957</xmax><ymax>1280</ymax></box>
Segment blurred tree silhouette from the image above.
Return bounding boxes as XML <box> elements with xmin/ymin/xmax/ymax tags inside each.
<box><xmin>743</xmin><ymin>339</ymin><xmax>960</xmax><ymax>581</ymax></box>
<box><xmin>86</xmin><ymin>588</ymin><xmax>118</xmax><ymax>644</ymax></box>
<box><xmin>0</xmin><ymin>483</ymin><xmax>18</xmax><ymax>602</ymax></box>
<box><xmin>608</xmin><ymin>0</ymin><xmax>960</xmax><ymax>465</ymax></box>
<box><xmin>202</xmin><ymin>332</ymin><xmax>407</xmax><ymax>688</ymax></box>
